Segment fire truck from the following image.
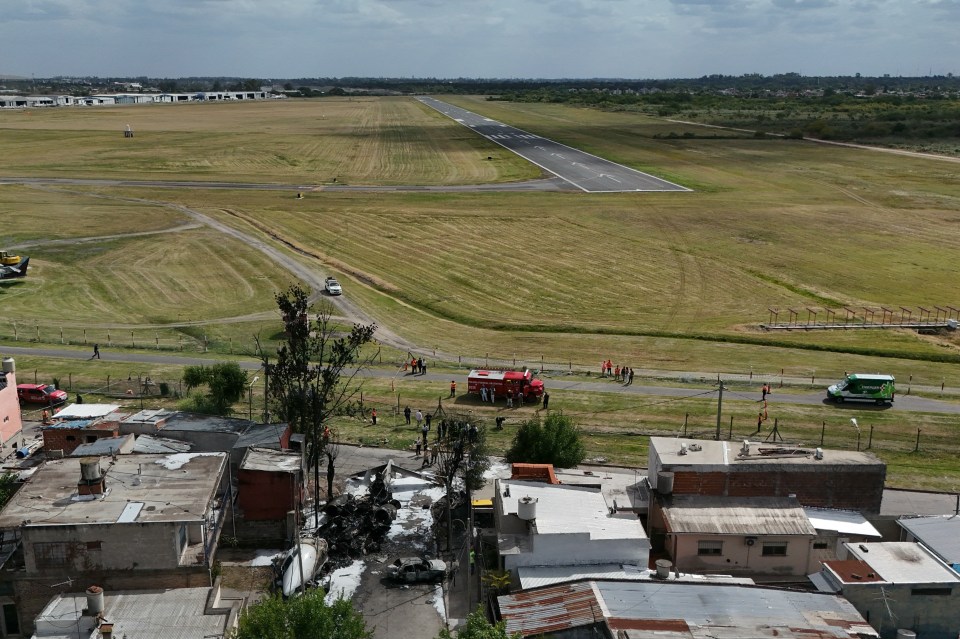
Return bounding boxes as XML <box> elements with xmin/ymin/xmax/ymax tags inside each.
<box><xmin>467</xmin><ymin>369</ymin><xmax>544</xmax><ymax>401</ymax></box>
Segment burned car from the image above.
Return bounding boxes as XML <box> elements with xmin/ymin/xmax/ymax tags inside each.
<box><xmin>386</xmin><ymin>556</ymin><xmax>448</xmax><ymax>583</ymax></box>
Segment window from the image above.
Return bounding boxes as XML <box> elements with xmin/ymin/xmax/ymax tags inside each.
<box><xmin>911</xmin><ymin>587</ymin><xmax>952</xmax><ymax>596</ymax></box>
<box><xmin>813</xmin><ymin>541</ymin><xmax>830</xmax><ymax>550</ymax></box>
<box><xmin>34</xmin><ymin>542</ymin><xmax>69</xmax><ymax>569</ymax></box>
<box><xmin>86</xmin><ymin>541</ymin><xmax>102</xmax><ymax>551</ymax></box>
<box><xmin>698</xmin><ymin>540</ymin><xmax>723</xmax><ymax>556</ymax></box>
<box><xmin>762</xmin><ymin>542</ymin><xmax>788</xmax><ymax>557</ymax></box>
<box><xmin>3</xmin><ymin>603</ymin><xmax>19</xmax><ymax>635</ymax></box>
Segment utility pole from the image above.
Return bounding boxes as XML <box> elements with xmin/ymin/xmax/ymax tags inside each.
<box><xmin>263</xmin><ymin>356</ymin><xmax>270</xmax><ymax>423</ymax></box>
<box><xmin>715</xmin><ymin>379</ymin><xmax>724</xmax><ymax>441</ymax></box>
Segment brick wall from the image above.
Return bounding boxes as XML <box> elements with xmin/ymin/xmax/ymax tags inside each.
<box><xmin>237</xmin><ymin>470</ymin><xmax>300</xmax><ymax>521</ymax></box>
<box><xmin>42</xmin><ymin>425</ymin><xmax>119</xmax><ymax>456</ymax></box>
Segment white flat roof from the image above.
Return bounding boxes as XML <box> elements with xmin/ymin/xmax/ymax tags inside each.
<box><xmin>498</xmin><ymin>479</ymin><xmax>646</xmax><ymax>541</ymax></box>
<box><xmin>53</xmin><ymin>403</ymin><xmax>121</xmax><ymax>419</ymax></box>
<box><xmin>517</xmin><ymin>563</ymin><xmax>754</xmax><ymax>589</ymax></box>
<box><xmin>804</xmin><ymin>507</ymin><xmax>882</xmax><ymax>537</ymax></box>
<box><xmin>846</xmin><ymin>542</ymin><xmax>960</xmax><ymax>584</ymax></box>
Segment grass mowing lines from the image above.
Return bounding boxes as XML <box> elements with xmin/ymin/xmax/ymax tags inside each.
<box><xmin>1</xmin><ymin>228</ymin><xmax>288</xmax><ymax>325</ymax></box>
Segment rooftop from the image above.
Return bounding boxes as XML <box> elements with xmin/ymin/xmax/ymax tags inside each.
<box><xmin>662</xmin><ymin>496</ymin><xmax>816</xmax><ymax>536</ymax></box>
<box><xmin>0</xmin><ymin>453</ymin><xmax>226</xmax><ymax>528</ymax></box>
<box><xmin>841</xmin><ymin>541</ymin><xmax>960</xmax><ymax>585</ymax></box>
<box><xmin>68</xmin><ymin>434</ymin><xmax>134</xmax><ymax>457</ymax></box>
<box><xmin>240</xmin><ymin>447</ymin><xmax>301</xmax><ymax>473</ymax></box>
<box><xmin>132</xmin><ymin>434</ymin><xmax>192</xmax><ymax>454</ymax></box>
<box><xmin>33</xmin><ymin>586</ymin><xmax>237</xmax><ymax>639</ymax></box>
<box><xmin>516</xmin><ymin>563</ymin><xmax>753</xmax><ymax>590</ymax></box>
<box><xmin>804</xmin><ymin>507</ymin><xmax>882</xmax><ymax>538</ymax></box>
<box><xmin>498</xmin><ymin>479</ymin><xmax>646</xmax><ymax>541</ymax></box>
<box><xmin>897</xmin><ymin>515</ymin><xmax>960</xmax><ymax>567</ymax></box>
<box><xmin>498</xmin><ymin>580</ymin><xmax>876</xmax><ymax>638</ymax></box>
<box><xmin>649</xmin><ymin>436</ymin><xmax>883</xmax><ymax>468</ymax></box>
<box><xmin>52</xmin><ymin>404</ymin><xmax>121</xmax><ymax>420</ymax></box>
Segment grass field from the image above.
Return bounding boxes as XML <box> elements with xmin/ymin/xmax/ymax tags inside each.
<box><xmin>4</xmin><ymin>96</ymin><xmax>960</xmax><ymax>492</ymax></box>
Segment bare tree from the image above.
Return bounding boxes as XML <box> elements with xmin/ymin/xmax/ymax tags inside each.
<box><xmin>257</xmin><ymin>284</ymin><xmax>377</xmax><ymax>528</ymax></box>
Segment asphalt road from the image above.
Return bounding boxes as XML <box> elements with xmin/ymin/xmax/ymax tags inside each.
<box><xmin>418</xmin><ymin>97</ymin><xmax>691</xmax><ymax>193</ymax></box>
<box><xmin>5</xmin><ymin>345</ymin><xmax>960</xmax><ymax>416</ymax></box>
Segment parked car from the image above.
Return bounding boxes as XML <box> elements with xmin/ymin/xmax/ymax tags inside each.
<box><xmin>324</xmin><ymin>277</ymin><xmax>342</xmax><ymax>296</ymax></box>
<box><xmin>17</xmin><ymin>383</ymin><xmax>68</xmax><ymax>406</ymax></box>
<box><xmin>386</xmin><ymin>557</ymin><xmax>447</xmax><ymax>583</ymax></box>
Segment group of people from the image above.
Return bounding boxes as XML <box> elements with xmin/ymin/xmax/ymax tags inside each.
<box><xmin>407</xmin><ymin>357</ymin><xmax>428</xmax><ymax>375</ymax></box>
<box><xmin>600</xmin><ymin>360</ymin><xmax>635</xmax><ymax>385</ymax></box>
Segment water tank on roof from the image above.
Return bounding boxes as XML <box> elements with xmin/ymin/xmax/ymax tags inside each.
<box><xmin>1</xmin><ymin>358</ymin><xmax>14</xmax><ymax>373</ymax></box>
<box><xmin>79</xmin><ymin>458</ymin><xmax>102</xmax><ymax>481</ymax></box>
<box><xmin>517</xmin><ymin>496</ymin><xmax>537</xmax><ymax>521</ymax></box>
<box><xmin>657</xmin><ymin>471</ymin><xmax>674</xmax><ymax>495</ymax></box>
<box><xmin>85</xmin><ymin>585</ymin><xmax>104</xmax><ymax>616</ymax></box>
<box><xmin>655</xmin><ymin>559</ymin><xmax>672</xmax><ymax>579</ymax></box>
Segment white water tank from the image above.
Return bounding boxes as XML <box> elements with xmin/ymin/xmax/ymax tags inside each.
<box><xmin>1</xmin><ymin>358</ymin><xmax>13</xmax><ymax>374</ymax></box>
<box><xmin>517</xmin><ymin>496</ymin><xmax>537</xmax><ymax>521</ymax></box>
<box><xmin>85</xmin><ymin>585</ymin><xmax>104</xmax><ymax>616</ymax></box>
<box><xmin>657</xmin><ymin>472</ymin><xmax>674</xmax><ymax>495</ymax></box>
<box><xmin>655</xmin><ymin>559</ymin><xmax>672</xmax><ymax>579</ymax></box>
<box><xmin>79</xmin><ymin>458</ymin><xmax>102</xmax><ymax>482</ymax></box>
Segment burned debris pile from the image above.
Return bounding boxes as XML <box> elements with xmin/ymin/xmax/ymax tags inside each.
<box><xmin>317</xmin><ymin>466</ymin><xmax>400</xmax><ymax>568</ymax></box>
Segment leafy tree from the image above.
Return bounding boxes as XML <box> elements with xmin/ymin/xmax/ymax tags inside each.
<box><xmin>0</xmin><ymin>473</ymin><xmax>20</xmax><ymax>510</ymax></box>
<box><xmin>504</xmin><ymin>413</ymin><xmax>586</xmax><ymax>468</ymax></box>
<box><xmin>437</xmin><ymin>608</ymin><xmax>520</xmax><ymax>639</ymax></box>
<box><xmin>233</xmin><ymin>590</ymin><xmax>370</xmax><ymax>639</ymax></box>
<box><xmin>258</xmin><ymin>284</ymin><xmax>376</xmax><ymax>525</ymax></box>
<box><xmin>181</xmin><ymin>362</ymin><xmax>248</xmax><ymax>415</ymax></box>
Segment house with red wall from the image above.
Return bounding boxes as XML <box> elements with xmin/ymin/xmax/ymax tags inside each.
<box><xmin>0</xmin><ymin>359</ymin><xmax>24</xmax><ymax>454</ymax></box>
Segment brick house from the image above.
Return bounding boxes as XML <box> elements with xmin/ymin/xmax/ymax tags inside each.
<box><xmin>0</xmin><ymin>359</ymin><xmax>24</xmax><ymax>453</ymax></box>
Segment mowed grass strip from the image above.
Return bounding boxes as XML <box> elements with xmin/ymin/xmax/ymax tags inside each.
<box><xmin>0</xmin><ymin>98</ymin><xmax>538</xmax><ymax>185</ymax></box>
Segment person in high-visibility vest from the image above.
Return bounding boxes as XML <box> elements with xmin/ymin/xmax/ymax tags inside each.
<box><xmin>450</xmin><ymin>380</ymin><xmax>457</xmax><ymax>397</ymax></box>
<box><xmin>469</xmin><ymin>548</ymin><xmax>476</xmax><ymax>574</ymax></box>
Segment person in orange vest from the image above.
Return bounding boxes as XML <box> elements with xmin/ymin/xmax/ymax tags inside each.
<box><xmin>41</xmin><ymin>409</ymin><xmax>50</xmax><ymax>425</ymax></box>
<box><xmin>614</xmin><ymin>365</ymin><xmax>621</xmax><ymax>381</ymax></box>
<box><xmin>450</xmin><ymin>380</ymin><xmax>457</xmax><ymax>397</ymax></box>
<box><xmin>371</xmin><ymin>408</ymin><xmax>378</xmax><ymax>426</ymax></box>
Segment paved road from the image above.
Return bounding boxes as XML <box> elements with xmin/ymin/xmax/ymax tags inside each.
<box><xmin>5</xmin><ymin>345</ymin><xmax>959</xmax><ymax>415</ymax></box>
<box><xmin>418</xmin><ymin>97</ymin><xmax>691</xmax><ymax>193</ymax></box>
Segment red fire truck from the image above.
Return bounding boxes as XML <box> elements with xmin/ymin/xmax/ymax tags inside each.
<box><xmin>467</xmin><ymin>369</ymin><xmax>544</xmax><ymax>400</ymax></box>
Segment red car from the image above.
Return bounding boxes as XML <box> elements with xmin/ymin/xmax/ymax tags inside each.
<box><xmin>17</xmin><ymin>384</ymin><xmax>68</xmax><ymax>406</ymax></box>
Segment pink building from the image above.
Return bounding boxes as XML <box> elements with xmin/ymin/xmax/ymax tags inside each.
<box><xmin>0</xmin><ymin>359</ymin><xmax>24</xmax><ymax>452</ymax></box>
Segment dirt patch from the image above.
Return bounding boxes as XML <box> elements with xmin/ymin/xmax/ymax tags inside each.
<box><xmin>219</xmin><ymin>565</ymin><xmax>273</xmax><ymax>604</ymax></box>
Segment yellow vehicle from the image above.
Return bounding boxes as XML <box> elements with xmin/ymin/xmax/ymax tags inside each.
<box><xmin>0</xmin><ymin>251</ymin><xmax>21</xmax><ymax>266</ymax></box>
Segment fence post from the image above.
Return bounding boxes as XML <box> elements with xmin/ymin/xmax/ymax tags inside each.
<box><xmin>749</xmin><ymin>367</ymin><xmax>753</xmax><ymax>380</ymax></box>
<box><xmin>868</xmin><ymin>425</ymin><xmax>874</xmax><ymax>449</ymax></box>
<box><xmin>907</xmin><ymin>374</ymin><xmax>912</xmax><ymax>395</ymax></box>
<box><xmin>569</xmin><ymin>361</ymin><xmax>572</xmax><ymax>372</ymax></box>
<box><xmin>156</xmin><ymin>333</ymin><xmax>159</xmax><ymax>350</ymax></box>
<box><xmin>14</xmin><ymin>322</ymin><xmax>17</xmax><ymax>341</ymax></box>
<box><xmin>60</xmin><ymin>327</ymin><xmax>63</xmax><ymax>344</ymax></box>
<box><xmin>820</xmin><ymin>421</ymin><xmax>825</xmax><ymax>446</ymax></box>
<box><xmin>36</xmin><ymin>325</ymin><xmax>40</xmax><ymax>341</ymax></box>
<box><xmin>131</xmin><ymin>331</ymin><xmax>135</xmax><ymax>347</ymax></box>
<box><xmin>683</xmin><ymin>413</ymin><xmax>688</xmax><ymax>437</ymax></box>
<box><xmin>229</xmin><ymin>338</ymin><xmax>233</xmax><ymax>354</ymax></box>
<box><xmin>107</xmin><ymin>332</ymin><xmax>111</xmax><ymax>347</ymax></box>
<box><xmin>397</xmin><ymin>394</ymin><xmax>401</xmax><ymax>415</ymax></box>
<box><xmin>69</xmin><ymin>373</ymin><xmax>72</xmax><ymax>391</ymax></box>
<box><xmin>107</xmin><ymin>375</ymin><xmax>110</xmax><ymax>392</ymax></box>
<box><xmin>811</xmin><ymin>370</ymin><xmax>815</xmax><ymax>384</ymax></box>
<box><xmin>179</xmin><ymin>334</ymin><xmax>183</xmax><ymax>351</ymax></box>
<box><xmin>82</xmin><ymin>328</ymin><xmax>85</xmax><ymax>344</ymax></box>
<box><xmin>34</xmin><ymin>370</ymin><xmax>37</xmax><ymax>383</ymax></box>
<box><xmin>728</xmin><ymin>415</ymin><xmax>733</xmax><ymax>440</ymax></box>
<box><xmin>915</xmin><ymin>428</ymin><xmax>921</xmax><ymax>452</ymax></box>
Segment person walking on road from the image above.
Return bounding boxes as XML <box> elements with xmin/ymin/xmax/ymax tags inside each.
<box><xmin>404</xmin><ymin>406</ymin><xmax>411</xmax><ymax>425</ymax></box>
<box><xmin>91</xmin><ymin>344</ymin><xmax>101</xmax><ymax>360</ymax></box>
<box><xmin>761</xmin><ymin>383</ymin><xmax>770</xmax><ymax>401</ymax></box>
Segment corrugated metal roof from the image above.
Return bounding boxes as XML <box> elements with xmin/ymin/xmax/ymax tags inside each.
<box><xmin>663</xmin><ymin>495</ymin><xmax>815</xmax><ymax>536</ymax></box>
<box><xmin>241</xmin><ymin>447</ymin><xmax>301</xmax><ymax>473</ymax></box>
<box><xmin>33</xmin><ymin>587</ymin><xmax>231</xmax><ymax>638</ymax></box>
<box><xmin>499</xmin><ymin>581</ymin><xmax>876</xmax><ymax>639</ymax></box>
<box><xmin>897</xmin><ymin>515</ymin><xmax>960</xmax><ymax>565</ymax></box>
<box><xmin>517</xmin><ymin>564</ymin><xmax>753</xmax><ymax>590</ymax></box>
<box><xmin>499</xmin><ymin>581</ymin><xmax>603</xmax><ymax>636</ymax></box>
<box><xmin>804</xmin><ymin>507</ymin><xmax>882</xmax><ymax>537</ymax></box>
<box><xmin>845</xmin><ymin>542</ymin><xmax>960</xmax><ymax>584</ymax></box>
<box><xmin>69</xmin><ymin>434</ymin><xmax>134</xmax><ymax>457</ymax></box>
<box><xmin>133</xmin><ymin>434</ymin><xmax>192</xmax><ymax>454</ymax></box>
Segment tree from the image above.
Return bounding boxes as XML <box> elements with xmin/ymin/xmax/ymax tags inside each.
<box><xmin>181</xmin><ymin>362</ymin><xmax>248</xmax><ymax>415</ymax></box>
<box><xmin>437</xmin><ymin>608</ymin><xmax>520</xmax><ymax>639</ymax></box>
<box><xmin>433</xmin><ymin>413</ymin><xmax>492</xmax><ymax>552</ymax></box>
<box><xmin>233</xmin><ymin>589</ymin><xmax>370</xmax><ymax>639</ymax></box>
<box><xmin>504</xmin><ymin>413</ymin><xmax>586</xmax><ymax>468</ymax></box>
<box><xmin>258</xmin><ymin>284</ymin><xmax>376</xmax><ymax>526</ymax></box>
<box><xmin>0</xmin><ymin>473</ymin><xmax>20</xmax><ymax>511</ymax></box>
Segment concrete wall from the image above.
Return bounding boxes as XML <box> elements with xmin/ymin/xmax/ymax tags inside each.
<box><xmin>504</xmin><ymin>531</ymin><xmax>649</xmax><ymax>571</ymax></box>
<box><xmin>22</xmin><ymin>520</ymin><xmax>201</xmax><ymax>572</ymax></box>
<box><xmin>668</xmin><ymin>533</ymin><xmax>813</xmax><ymax>577</ymax></box>
<box><xmin>841</xmin><ymin>583</ymin><xmax>960</xmax><ymax>639</ymax></box>
<box><xmin>0</xmin><ymin>366</ymin><xmax>23</xmax><ymax>452</ymax></box>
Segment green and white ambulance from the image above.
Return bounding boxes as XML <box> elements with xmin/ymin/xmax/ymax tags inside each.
<box><xmin>827</xmin><ymin>373</ymin><xmax>895</xmax><ymax>405</ymax></box>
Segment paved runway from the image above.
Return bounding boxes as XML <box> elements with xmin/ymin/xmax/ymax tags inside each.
<box><xmin>418</xmin><ymin>97</ymin><xmax>691</xmax><ymax>194</ymax></box>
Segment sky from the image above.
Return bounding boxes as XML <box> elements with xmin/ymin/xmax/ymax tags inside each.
<box><xmin>2</xmin><ymin>0</ymin><xmax>959</xmax><ymax>79</ymax></box>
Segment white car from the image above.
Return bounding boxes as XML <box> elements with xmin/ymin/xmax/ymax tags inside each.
<box><xmin>324</xmin><ymin>277</ymin><xmax>342</xmax><ymax>295</ymax></box>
